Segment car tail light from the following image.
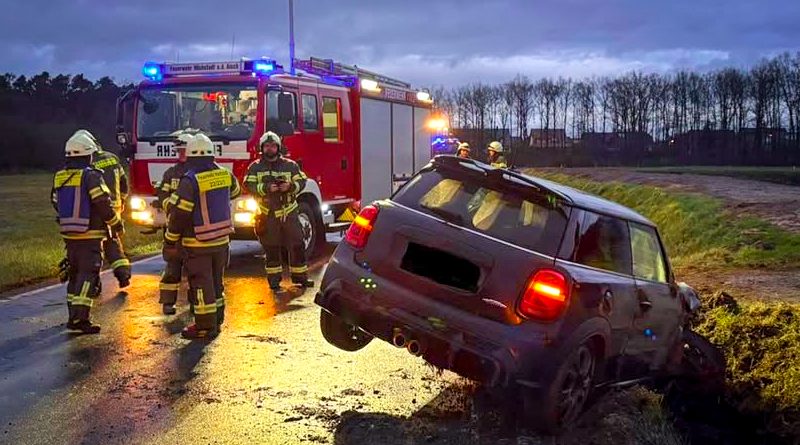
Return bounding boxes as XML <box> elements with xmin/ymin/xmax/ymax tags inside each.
<box><xmin>344</xmin><ymin>205</ymin><xmax>379</xmax><ymax>249</ymax></box>
<box><xmin>518</xmin><ymin>269</ymin><xmax>570</xmax><ymax>321</ymax></box>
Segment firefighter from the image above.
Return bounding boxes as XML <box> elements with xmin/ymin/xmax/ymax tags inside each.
<box><xmin>72</xmin><ymin>129</ymin><xmax>131</xmax><ymax>288</ymax></box>
<box><xmin>244</xmin><ymin>131</ymin><xmax>314</xmax><ymax>292</ymax></box>
<box><xmin>456</xmin><ymin>142</ymin><xmax>471</xmax><ymax>159</ymax></box>
<box><xmin>487</xmin><ymin>141</ymin><xmax>508</xmax><ymax>168</ymax></box>
<box><xmin>155</xmin><ymin>132</ymin><xmax>192</xmax><ymax>315</ymax></box>
<box><xmin>164</xmin><ymin>133</ymin><xmax>241</xmax><ymax>339</ymax></box>
<box><xmin>52</xmin><ymin>132</ymin><xmax>123</xmax><ymax>334</ymax></box>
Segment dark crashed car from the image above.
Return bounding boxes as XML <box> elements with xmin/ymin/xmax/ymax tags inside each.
<box><xmin>315</xmin><ymin>156</ymin><xmax>722</xmax><ymax>432</ymax></box>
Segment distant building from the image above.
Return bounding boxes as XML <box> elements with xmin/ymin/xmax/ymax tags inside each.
<box><xmin>529</xmin><ymin>129</ymin><xmax>568</xmax><ymax>149</ymax></box>
<box><xmin>581</xmin><ymin>131</ymin><xmax>654</xmax><ymax>153</ymax></box>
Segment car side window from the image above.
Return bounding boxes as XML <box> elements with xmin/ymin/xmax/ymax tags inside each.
<box><xmin>574</xmin><ymin>211</ymin><xmax>632</xmax><ymax>275</ymax></box>
<box><xmin>630</xmin><ymin>223</ymin><xmax>668</xmax><ymax>283</ymax></box>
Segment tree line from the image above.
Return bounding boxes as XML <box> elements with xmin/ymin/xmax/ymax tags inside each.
<box><xmin>0</xmin><ymin>72</ymin><xmax>131</xmax><ymax>171</ymax></box>
<box><xmin>430</xmin><ymin>53</ymin><xmax>800</xmax><ymax>163</ymax></box>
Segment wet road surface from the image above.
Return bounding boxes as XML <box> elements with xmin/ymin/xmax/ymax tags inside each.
<box><xmin>0</xmin><ymin>238</ymin><xmax>501</xmax><ymax>445</ymax></box>
<box><xmin>0</xmin><ymin>237</ymin><xmax>752</xmax><ymax>445</ymax></box>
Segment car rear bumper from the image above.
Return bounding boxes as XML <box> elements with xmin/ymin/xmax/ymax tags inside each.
<box><xmin>316</xmin><ymin>247</ymin><xmax>557</xmax><ymax>389</ymax></box>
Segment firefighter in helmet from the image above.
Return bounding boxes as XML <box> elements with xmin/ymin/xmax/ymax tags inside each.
<box><xmin>156</xmin><ymin>132</ymin><xmax>192</xmax><ymax>315</ymax></box>
<box><xmin>51</xmin><ymin>132</ymin><xmax>123</xmax><ymax>334</ymax></box>
<box><xmin>71</xmin><ymin>130</ymin><xmax>131</xmax><ymax>288</ymax></box>
<box><xmin>244</xmin><ymin>131</ymin><xmax>314</xmax><ymax>292</ymax></box>
<box><xmin>456</xmin><ymin>142</ymin><xmax>471</xmax><ymax>159</ymax></box>
<box><xmin>163</xmin><ymin>133</ymin><xmax>241</xmax><ymax>339</ymax></box>
<box><xmin>487</xmin><ymin>141</ymin><xmax>508</xmax><ymax>168</ymax></box>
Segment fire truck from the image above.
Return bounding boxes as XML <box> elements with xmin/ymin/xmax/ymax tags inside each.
<box><xmin>115</xmin><ymin>56</ymin><xmax>435</xmax><ymax>256</ymax></box>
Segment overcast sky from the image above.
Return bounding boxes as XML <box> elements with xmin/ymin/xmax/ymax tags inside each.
<box><xmin>2</xmin><ymin>0</ymin><xmax>799</xmax><ymax>87</ymax></box>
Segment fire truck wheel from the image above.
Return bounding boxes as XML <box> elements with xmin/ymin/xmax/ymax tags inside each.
<box><xmin>298</xmin><ymin>201</ymin><xmax>322</xmax><ymax>258</ymax></box>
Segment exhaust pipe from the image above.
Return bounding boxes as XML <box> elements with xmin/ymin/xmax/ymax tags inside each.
<box><xmin>392</xmin><ymin>331</ymin><xmax>407</xmax><ymax>348</ymax></box>
<box><xmin>407</xmin><ymin>339</ymin><xmax>424</xmax><ymax>356</ymax></box>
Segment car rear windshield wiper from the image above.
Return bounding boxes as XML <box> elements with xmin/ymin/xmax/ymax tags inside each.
<box><xmin>420</xmin><ymin>204</ymin><xmax>464</xmax><ymax>226</ymax></box>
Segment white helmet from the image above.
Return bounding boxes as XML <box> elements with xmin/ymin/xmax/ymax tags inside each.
<box><xmin>259</xmin><ymin>131</ymin><xmax>281</xmax><ymax>148</ymax></box>
<box><xmin>65</xmin><ymin>132</ymin><xmax>98</xmax><ymax>157</ymax></box>
<box><xmin>457</xmin><ymin>142</ymin><xmax>471</xmax><ymax>152</ymax></box>
<box><xmin>488</xmin><ymin>141</ymin><xmax>504</xmax><ymax>153</ymax></box>
<box><xmin>186</xmin><ymin>133</ymin><xmax>215</xmax><ymax>157</ymax></box>
<box><xmin>171</xmin><ymin>130</ymin><xmax>194</xmax><ymax>148</ymax></box>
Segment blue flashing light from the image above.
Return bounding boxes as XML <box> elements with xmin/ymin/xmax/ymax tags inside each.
<box><xmin>253</xmin><ymin>61</ymin><xmax>275</xmax><ymax>74</ymax></box>
<box><xmin>142</xmin><ymin>62</ymin><xmax>162</xmax><ymax>80</ymax></box>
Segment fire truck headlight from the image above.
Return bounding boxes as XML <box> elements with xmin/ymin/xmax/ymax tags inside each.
<box><xmin>236</xmin><ymin>198</ymin><xmax>258</xmax><ymax>212</ymax></box>
<box><xmin>234</xmin><ymin>212</ymin><xmax>255</xmax><ymax>226</ymax></box>
<box><xmin>321</xmin><ymin>203</ymin><xmax>330</xmax><ymax>213</ymax></box>
<box><xmin>131</xmin><ymin>210</ymin><xmax>154</xmax><ymax>224</ymax></box>
<box><xmin>130</xmin><ymin>197</ymin><xmax>147</xmax><ymax>211</ymax></box>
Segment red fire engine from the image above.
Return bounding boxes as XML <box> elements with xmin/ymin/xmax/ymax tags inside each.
<box><xmin>116</xmin><ymin>56</ymin><xmax>435</xmax><ymax>255</ymax></box>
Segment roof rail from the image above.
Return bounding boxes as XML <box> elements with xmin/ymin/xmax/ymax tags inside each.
<box><xmin>293</xmin><ymin>56</ymin><xmax>412</xmax><ymax>89</ymax></box>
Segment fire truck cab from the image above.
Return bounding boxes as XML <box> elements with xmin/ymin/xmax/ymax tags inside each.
<box><xmin>116</xmin><ymin>57</ymin><xmax>435</xmax><ymax>256</ymax></box>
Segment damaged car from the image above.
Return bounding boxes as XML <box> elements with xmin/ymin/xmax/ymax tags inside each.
<box><xmin>315</xmin><ymin>155</ymin><xmax>723</xmax><ymax>433</ymax></box>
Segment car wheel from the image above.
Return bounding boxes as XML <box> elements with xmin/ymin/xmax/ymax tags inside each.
<box><xmin>319</xmin><ymin>309</ymin><xmax>373</xmax><ymax>352</ymax></box>
<box><xmin>523</xmin><ymin>342</ymin><xmax>596</xmax><ymax>433</ymax></box>
<box><xmin>297</xmin><ymin>201</ymin><xmax>322</xmax><ymax>258</ymax></box>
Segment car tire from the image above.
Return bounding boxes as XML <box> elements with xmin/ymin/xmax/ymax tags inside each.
<box><xmin>522</xmin><ymin>342</ymin><xmax>597</xmax><ymax>434</ymax></box>
<box><xmin>297</xmin><ymin>201</ymin><xmax>323</xmax><ymax>259</ymax></box>
<box><xmin>319</xmin><ymin>309</ymin><xmax>373</xmax><ymax>352</ymax></box>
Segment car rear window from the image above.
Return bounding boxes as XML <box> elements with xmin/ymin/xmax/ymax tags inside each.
<box><xmin>393</xmin><ymin>169</ymin><xmax>569</xmax><ymax>256</ymax></box>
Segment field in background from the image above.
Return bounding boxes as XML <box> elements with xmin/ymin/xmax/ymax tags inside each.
<box><xmin>0</xmin><ymin>173</ymin><xmax>160</xmax><ymax>292</ymax></box>
<box><xmin>637</xmin><ymin>166</ymin><xmax>800</xmax><ymax>186</ymax></box>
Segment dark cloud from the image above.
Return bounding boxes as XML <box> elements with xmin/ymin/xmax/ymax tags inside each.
<box><xmin>1</xmin><ymin>0</ymin><xmax>799</xmax><ymax>85</ymax></box>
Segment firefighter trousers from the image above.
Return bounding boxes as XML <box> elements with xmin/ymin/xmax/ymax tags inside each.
<box><xmin>255</xmin><ymin>211</ymin><xmax>308</xmax><ymax>288</ymax></box>
<box><xmin>185</xmin><ymin>245</ymin><xmax>229</xmax><ymax>330</ymax></box>
<box><xmin>159</xmin><ymin>245</ymin><xmax>184</xmax><ymax>306</ymax></box>
<box><xmin>65</xmin><ymin>239</ymin><xmax>103</xmax><ymax>322</ymax></box>
<box><xmin>103</xmin><ymin>230</ymin><xmax>131</xmax><ymax>283</ymax></box>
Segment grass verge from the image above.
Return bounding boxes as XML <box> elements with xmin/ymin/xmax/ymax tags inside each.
<box><xmin>636</xmin><ymin>166</ymin><xmax>800</xmax><ymax>186</ymax></box>
<box><xmin>0</xmin><ymin>173</ymin><xmax>161</xmax><ymax>292</ymax></box>
<box><xmin>529</xmin><ymin>170</ymin><xmax>800</xmax><ymax>271</ymax></box>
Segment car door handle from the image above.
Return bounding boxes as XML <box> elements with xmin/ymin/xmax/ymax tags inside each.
<box><xmin>637</xmin><ymin>290</ymin><xmax>653</xmax><ymax>312</ymax></box>
<box><xmin>601</xmin><ymin>290</ymin><xmax>613</xmax><ymax>315</ymax></box>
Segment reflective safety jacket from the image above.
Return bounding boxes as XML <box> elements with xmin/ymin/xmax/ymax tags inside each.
<box><xmin>165</xmin><ymin>160</ymin><xmax>241</xmax><ymax>248</ymax></box>
<box><xmin>51</xmin><ymin>164</ymin><xmax>120</xmax><ymax>240</ymax></box>
<box><xmin>490</xmin><ymin>155</ymin><xmax>508</xmax><ymax>169</ymax></box>
<box><xmin>92</xmin><ymin>149</ymin><xmax>128</xmax><ymax>212</ymax></box>
<box><xmin>156</xmin><ymin>161</ymin><xmax>188</xmax><ymax>213</ymax></box>
<box><xmin>244</xmin><ymin>156</ymin><xmax>307</xmax><ymax>219</ymax></box>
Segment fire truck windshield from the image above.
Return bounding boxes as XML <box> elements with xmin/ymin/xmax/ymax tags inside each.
<box><xmin>137</xmin><ymin>83</ymin><xmax>258</xmax><ymax>141</ymax></box>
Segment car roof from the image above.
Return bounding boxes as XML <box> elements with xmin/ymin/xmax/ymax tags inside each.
<box><xmin>429</xmin><ymin>156</ymin><xmax>655</xmax><ymax>226</ymax></box>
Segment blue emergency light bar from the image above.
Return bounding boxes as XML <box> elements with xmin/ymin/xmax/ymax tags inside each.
<box><xmin>141</xmin><ymin>58</ymin><xmax>281</xmax><ymax>80</ymax></box>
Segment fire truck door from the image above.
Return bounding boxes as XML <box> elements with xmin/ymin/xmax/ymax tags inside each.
<box><xmin>360</xmin><ymin>98</ymin><xmax>391</xmax><ymax>204</ymax></box>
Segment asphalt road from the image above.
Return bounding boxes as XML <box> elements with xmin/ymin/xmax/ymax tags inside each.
<box><xmin>0</xmin><ymin>237</ymin><xmax>507</xmax><ymax>445</ymax></box>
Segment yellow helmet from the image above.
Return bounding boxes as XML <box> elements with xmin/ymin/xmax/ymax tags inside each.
<box><xmin>186</xmin><ymin>133</ymin><xmax>215</xmax><ymax>157</ymax></box>
<box><xmin>488</xmin><ymin>141</ymin><xmax>504</xmax><ymax>153</ymax></box>
<box><xmin>65</xmin><ymin>132</ymin><xmax>98</xmax><ymax>157</ymax></box>
<box><xmin>259</xmin><ymin>131</ymin><xmax>282</xmax><ymax>148</ymax></box>
<box><xmin>457</xmin><ymin>142</ymin><xmax>471</xmax><ymax>152</ymax></box>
